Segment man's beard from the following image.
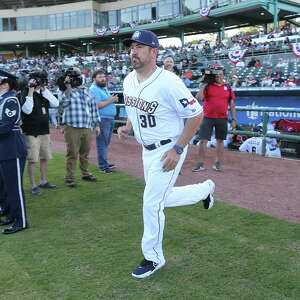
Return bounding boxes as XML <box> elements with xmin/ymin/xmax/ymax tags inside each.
<box><xmin>131</xmin><ymin>57</ymin><xmax>145</xmax><ymax>70</ymax></box>
<box><xmin>96</xmin><ymin>81</ymin><xmax>106</xmax><ymax>88</ymax></box>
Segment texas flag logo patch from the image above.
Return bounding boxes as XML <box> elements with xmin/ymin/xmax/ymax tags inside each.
<box><xmin>179</xmin><ymin>98</ymin><xmax>197</xmax><ymax>108</ymax></box>
<box><xmin>5</xmin><ymin>108</ymin><xmax>16</xmax><ymax>117</ymax></box>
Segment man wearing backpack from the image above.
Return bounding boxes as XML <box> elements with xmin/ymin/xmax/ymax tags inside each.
<box><xmin>192</xmin><ymin>68</ymin><xmax>236</xmax><ymax>171</ymax></box>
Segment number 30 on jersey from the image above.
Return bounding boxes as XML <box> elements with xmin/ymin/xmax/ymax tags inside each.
<box><xmin>139</xmin><ymin>114</ymin><xmax>156</xmax><ymax>128</ymax></box>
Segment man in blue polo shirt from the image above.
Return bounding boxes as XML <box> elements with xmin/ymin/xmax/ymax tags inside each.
<box><xmin>90</xmin><ymin>69</ymin><xmax>118</xmax><ymax>173</ymax></box>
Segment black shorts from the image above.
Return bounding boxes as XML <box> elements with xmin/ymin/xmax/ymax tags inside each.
<box><xmin>198</xmin><ymin>117</ymin><xmax>228</xmax><ymax>141</ymax></box>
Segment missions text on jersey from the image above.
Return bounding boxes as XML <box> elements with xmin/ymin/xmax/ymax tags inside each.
<box><xmin>123</xmin><ymin>67</ymin><xmax>202</xmax><ymax>145</ymax></box>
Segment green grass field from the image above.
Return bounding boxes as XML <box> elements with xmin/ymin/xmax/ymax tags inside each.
<box><xmin>1</xmin><ymin>153</ymin><xmax>299</xmax><ymax>300</ymax></box>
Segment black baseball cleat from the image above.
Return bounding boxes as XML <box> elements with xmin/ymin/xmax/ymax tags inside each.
<box><xmin>132</xmin><ymin>259</ymin><xmax>165</xmax><ymax>279</ymax></box>
<box><xmin>203</xmin><ymin>179</ymin><xmax>215</xmax><ymax>210</ymax></box>
<box><xmin>2</xmin><ymin>223</ymin><xmax>28</xmax><ymax>235</ymax></box>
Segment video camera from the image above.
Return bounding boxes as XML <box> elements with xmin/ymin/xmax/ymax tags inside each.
<box><xmin>28</xmin><ymin>70</ymin><xmax>48</xmax><ymax>88</ymax></box>
<box><xmin>200</xmin><ymin>66</ymin><xmax>219</xmax><ymax>84</ymax></box>
<box><xmin>56</xmin><ymin>68</ymin><xmax>82</xmax><ymax>91</ymax></box>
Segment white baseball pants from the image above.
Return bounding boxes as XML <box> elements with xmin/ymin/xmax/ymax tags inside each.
<box><xmin>141</xmin><ymin>143</ymin><xmax>212</xmax><ymax>265</ymax></box>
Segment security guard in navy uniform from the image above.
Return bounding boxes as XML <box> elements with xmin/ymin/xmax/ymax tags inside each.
<box><xmin>0</xmin><ymin>70</ymin><xmax>28</xmax><ymax>234</ymax></box>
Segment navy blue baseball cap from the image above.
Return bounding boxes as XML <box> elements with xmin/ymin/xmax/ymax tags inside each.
<box><xmin>123</xmin><ymin>30</ymin><xmax>159</xmax><ymax>48</ymax></box>
<box><xmin>0</xmin><ymin>69</ymin><xmax>18</xmax><ymax>80</ymax></box>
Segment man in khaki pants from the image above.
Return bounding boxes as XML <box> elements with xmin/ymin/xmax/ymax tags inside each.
<box><xmin>59</xmin><ymin>67</ymin><xmax>101</xmax><ymax>187</ymax></box>
<box><xmin>20</xmin><ymin>71</ymin><xmax>59</xmax><ymax>196</ymax></box>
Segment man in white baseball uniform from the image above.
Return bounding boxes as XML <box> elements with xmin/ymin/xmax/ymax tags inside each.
<box><xmin>118</xmin><ymin>30</ymin><xmax>215</xmax><ymax>279</ymax></box>
<box><xmin>239</xmin><ymin>124</ymin><xmax>281</xmax><ymax>158</ymax></box>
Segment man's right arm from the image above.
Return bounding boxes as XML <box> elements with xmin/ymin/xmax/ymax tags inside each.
<box><xmin>117</xmin><ymin>119</ymin><xmax>132</xmax><ymax>141</ymax></box>
<box><xmin>58</xmin><ymin>85</ymin><xmax>72</xmax><ymax>108</ymax></box>
<box><xmin>21</xmin><ymin>85</ymin><xmax>35</xmax><ymax>115</ymax></box>
<box><xmin>96</xmin><ymin>95</ymin><xmax>118</xmax><ymax>109</ymax></box>
<box><xmin>195</xmin><ymin>83</ymin><xmax>207</xmax><ymax>101</ymax></box>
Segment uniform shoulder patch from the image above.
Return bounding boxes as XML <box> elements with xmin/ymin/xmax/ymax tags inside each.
<box><xmin>5</xmin><ymin>108</ymin><xmax>17</xmax><ymax>117</ymax></box>
<box><xmin>179</xmin><ymin>98</ymin><xmax>189</xmax><ymax>108</ymax></box>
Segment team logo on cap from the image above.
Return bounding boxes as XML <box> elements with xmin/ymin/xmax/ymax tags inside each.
<box><xmin>133</xmin><ymin>31</ymin><xmax>141</xmax><ymax>39</ymax></box>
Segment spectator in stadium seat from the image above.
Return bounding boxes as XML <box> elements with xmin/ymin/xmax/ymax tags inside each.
<box><xmin>272</xmin><ymin>73</ymin><xmax>285</xmax><ymax>86</ymax></box>
<box><xmin>271</xmin><ymin>67</ymin><xmax>284</xmax><ymax>79</ymax></box>
<box><xmin>267</xmin><ymin>30</ymin><xmax>275</xmax><ymax>39</ymax></box>
<box><xmin>190</xmin><ymin>55</ymin><xmax>198</xmax><ymax>67</ymax></box>
<box><xmin>261</xmin><ymin>75</ymin><xmax>273</xmax><ymax>87</ymax></box>
<box><xmin>247</xmin><ymin>57</ymin><xmax>257</xmax><ymax>67</ymax></box>
<box><xmin>255</xmin><ymin>59</ymin><xmax>263</xmax><ymax>67</ymax></box>
<box><xmin>180</xmin><ymin>71</ymin><xmax>191</xmax><ymax>88</ymax></box>
<box><xmin>276</xmin><ymin>58</ymin><xmax>288</xmax><ymax>68</ymax></box>
<box><xmin>182</xmin><ymin>56</ymin><xmax>189</xmax><ymax>68</ymax></box>
<box><xmin>243</xmin><ymin>73</ymin><xmax>259</xmax><ymax>87</ymax></box>
<box><xmin>285</xmin><ymin>73</ymin><xmax>296</xmax><ymax>87</ymax></box>
<box><xmin>229</xmin><ymin>75</ymin><xmax>241</xmax><ymax>88</ymax></box>
<box><xmin>163</xmin><ymin>55</ymin><xmax>179</xmax><ymax>75</ymax></box>
<box><xmin>295</xmin><ymin>75</ymin><xmax>300</xmax><ymax>86</ymax></box>
<box><xmin>203</xmin><ymin>41</ymin><xmax>212</xmax><ymax>55</ymax></box>
<box><xmin>255</xmin><ymin>42</ymin><xmax>264</xmax><ymax>51</ymax></box>
<box><xmin>186</xmin><ymin>69</ymin><xmax>193</xmax><ymax>80</ymax></box>
<box><xmin>282</xmin><ymin>37</ymin><xmax>290</xmax><ymax>50</ymax></box>
<box><xmin>228</xmin><ymin>67</ymin><xmax>238</xmax><ymax>81</ymax></box>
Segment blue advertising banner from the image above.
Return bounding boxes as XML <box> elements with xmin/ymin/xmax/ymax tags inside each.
<box><xmin>235</xmin><ymin>95</ymin><xmax>300</xmax><ymax>125</ymax></box>
<box><xmin>190</xmin><ymin>87</ymin><xmax>300</xmax><ymax>126</ymax></box>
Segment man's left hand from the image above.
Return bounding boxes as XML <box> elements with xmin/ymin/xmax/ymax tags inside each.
<box><xmin>95</xmin><ymin>127</ymin><xmax>100</xmax><ymax>136</ymax></box>
<box><xmin>161</xmin><ymin>148</ymin><xmax>180</xmax><ymax>172</ymax></box>
<box><xmin>231</xmin><ymin>119</ymin><xmax>236</xmax><ymax>129</ymax></box>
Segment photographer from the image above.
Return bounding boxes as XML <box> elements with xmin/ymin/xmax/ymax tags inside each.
<box><xmin>192</xmin><ymin>68</ymin><xmax>236</xmax><ymax>172</ymax></box>
<box><xmin>58</xmin><ymin>67</ymin><xmax>101</xmax><ymax>187</ymax></box>
<box><xmin>0</xmin><ymin>70</ymin><xmax>28</xmax><ymax>234</ymax></box>
<box><xmin>20</xmin><ymin>70</ymin><xmax>59</xmax><ymax>196</ymax></box>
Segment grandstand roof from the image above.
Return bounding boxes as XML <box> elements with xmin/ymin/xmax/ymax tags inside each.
<box><xmin>0</xmin><ymin>0</ymin><xmax>116</xmax><ymax>9</ymax></box>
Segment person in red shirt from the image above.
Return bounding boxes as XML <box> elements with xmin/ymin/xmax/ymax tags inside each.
<box><xmin>285</xmin><ymin>73</ymin><xmax>296</xmax><ymax>87</ymax></box>
<box><xmin>192</xmin><ymin>68</ymin><xmax>236</xmax><ymax>171</ymax></box>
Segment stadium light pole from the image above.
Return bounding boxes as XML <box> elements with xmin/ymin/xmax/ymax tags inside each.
<box><xmin>57</xmin><ymin>44</ymin><xmax>61</xmax><ymax>58</ymax></box>
<box><xmin>180</xmin><ymin>31</ymin><xmax>184</xmax><ymax>46</ymax></box>
<box><xmin>273</xmin><ymin>0</ymin><xmax>278</xmax><ymax>30</ymax></box>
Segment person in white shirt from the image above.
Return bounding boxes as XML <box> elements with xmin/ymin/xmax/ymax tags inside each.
<box><xmin>118</xmin><ymin>30</ymin><xmax>215</xmax><ymax>279</ymax></box>
<box><xmin>276</xmin><ymin>58</ymin><xmax>288</xmax><ymax>68</ymax></box>
<box><xmin>239</xmin><ymin>124</ymin><xmax>281</xmax><ymax>158</ymax></box>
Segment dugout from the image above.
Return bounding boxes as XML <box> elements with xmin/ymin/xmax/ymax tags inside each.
<box><xmin>114</xmin><ymin>87</ymin><xmax>300</xmax><ymax>158</ymax></box>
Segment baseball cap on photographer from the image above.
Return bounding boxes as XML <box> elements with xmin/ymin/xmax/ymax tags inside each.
<box><xmin>0</xmin><ymin>69</ymin><xmax>17</xmax><ymax>82</ymax></box>
<box><xmin>0</xmin><ymin>69</ymin><xmax>18</xmax><ymax>90</ymax></box>
<box><xmin>123</xmin><ymin>30</ymin><xmax>159</xmax><ymax>48</ymax></box>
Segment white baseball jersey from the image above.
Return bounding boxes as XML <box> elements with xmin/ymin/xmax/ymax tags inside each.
<box><xmin>123</xmin><ymin>67</ymin><xmax>202</xmax><ymax>145</ymax></box>
<box><xmin>239</xmin><ymin>137</ymin><xmax>263</xmax><ymax>155</ymax></box>
<box><xmin>123</xmin><ymin>67</ymin><xmax>211</xmax><ymax>267</ymax></box>
<box><xmin>239</xmin><ymin>131</ymin><xmax>281</xmax><ymax>158</ymax></box>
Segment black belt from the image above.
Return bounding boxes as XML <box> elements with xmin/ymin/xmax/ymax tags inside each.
<box><xmin>144</xmin><ymin>139</ymin><xmax>172</xmax><ymax>151</ymax></box>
